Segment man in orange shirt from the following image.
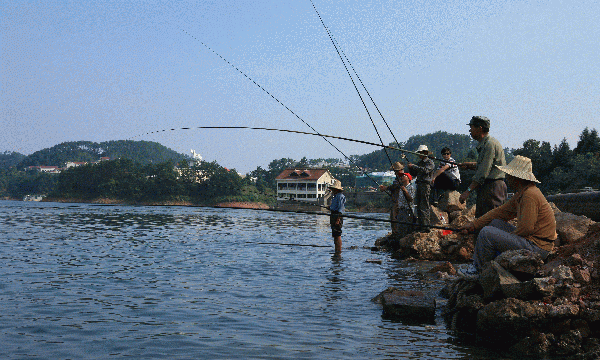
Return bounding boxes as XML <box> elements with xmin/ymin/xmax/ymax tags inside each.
<box><xmin>459</xmin><ymin>155</ymin><xmax>557</xmax><ymax>274</ymax></box>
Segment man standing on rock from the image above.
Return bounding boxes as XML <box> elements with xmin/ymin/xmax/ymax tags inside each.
<box><xmin>459</xmin><ymin>155</ymin><xmax>557</xmax><ymax>274</ymax></box>
<box><xmin>407</xmin><ymin>145</ymin><xmax>435</xmax><ymax>228</ymax></box>
<box><xmin>380</xmin><ymin>162</ymin><xmax>415</xmax><ymax>237</ymax></box>
<box><xmin>459</xmin><ymin>116</ymin><xmax>507</xmax><ymax>217</ymax></box>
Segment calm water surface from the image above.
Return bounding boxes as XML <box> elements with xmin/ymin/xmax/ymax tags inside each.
<box><xmin>0</xmin><ymin>201</ymin><xmax>503</xmax><ymax>359</ymax></box>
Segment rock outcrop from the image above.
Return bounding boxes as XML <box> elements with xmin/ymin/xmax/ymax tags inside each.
<box><xmin>441</xmin><ymin>222</ymin><xmax>600</xmax><ymax>358</ymax></box>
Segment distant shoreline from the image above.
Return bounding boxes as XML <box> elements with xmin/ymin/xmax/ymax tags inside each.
<box><xmin>7</xmin><ymin>197</ymin><xmax>387</xmax><ymax>214</ymax></box>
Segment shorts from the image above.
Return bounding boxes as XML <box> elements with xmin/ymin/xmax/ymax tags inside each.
<box><xmin>330</xmin><ymin>212</ymin><xmax>343</xmax><ymax>237</ymax></box>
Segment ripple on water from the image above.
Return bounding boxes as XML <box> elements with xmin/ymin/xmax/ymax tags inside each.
<box><xmin>0</xmin><ymin>201</ymin><xmax>503</xmax><ymax>359</ymax></box>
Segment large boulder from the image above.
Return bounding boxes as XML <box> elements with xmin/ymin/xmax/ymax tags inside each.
<box><xmin>494</xmin><ymin>249</ymin><xmax>544</xmax><ymax>278</ymax></box>
<box><xmin>479</xmin><ymin>261</ymin><xmax>530</xmax><ymax>300</ymax></box>
<box><xmin>476</xmin><ymin>298</ymin><xmax>548</xmax><ymax>347</ymax></box>
<box><xmin>555</xmin><ymin>212</ymin><xmax>596</xmax><ymax>245</ymax></box>
<box><xmin>438</xmin><ymin>190</ymin><xmax>466</xmax><ymax>213</ymax></box>
<box><xmin>372</xmin><ymin>287</ymin><xmax>436</xmax><ymax>323</ymax></box>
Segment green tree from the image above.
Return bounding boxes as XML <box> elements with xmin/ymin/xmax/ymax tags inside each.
<box><xmin>574</xmin><ymin>127</ymin><xmax>600</xmax><ymax>155</ymax></box>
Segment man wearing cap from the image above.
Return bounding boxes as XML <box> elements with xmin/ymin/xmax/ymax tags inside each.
<box><xmin>380</xmin><ymin>162</ymin><xmax>415</xmax><ymax>236</ymax></box>
<box><xmin>327</xmin><ymin>180</ymin><xmax>346</xmax><ymax>254</ymax></box>
<box><xmin>407</xmin><ymin>145</ymin><xmax>435</xmax><ymax>227</ymax></box>
<box><xmin>459</xmin><ymin>156</ymin><xmax>557</xmax><ymax>274</ymax></box>
<box><xmin>459</xmin><ymin>116</ymin><xmax>507</xmax><ymax>218</ymax></box>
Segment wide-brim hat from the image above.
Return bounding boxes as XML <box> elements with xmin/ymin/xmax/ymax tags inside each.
<box><xmin>390</xmin><ymin>162</ymin><xmax>404</xmax><ymax>171</ymax></box>
<box><xmin>496</xmin><ymin>155</ymin><xmax>540</xmax><ymax>183</ymax></box>
<box><xmin>416</xmin><ymin>145</ymin><xmax>431</xmax><ymax>155</ymax></box>
<box><xmin>328</xmin><ymin>179</ymin><xmax>343</xmax><ymax>191</ymax></box>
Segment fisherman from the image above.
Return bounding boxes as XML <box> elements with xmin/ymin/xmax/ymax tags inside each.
<box><xmin>379</xmin><ymin>162</ymin><xmax>414</xmax><ymax>237</ymax></box>
<box><xmin>459</xmin><ymin>156</ymin><xmax>557</xmax><ymax>275</ymax></box>
<box><xmin>327</xmin><ymin>180</ymin><xmax>346</xmax><ymax>254</ymax></box>
<box><xmin>407</xmin><ymin>145</ymin><xmax>435</xmax><ymax>227</ymax></box>
<box><xmin>459</xmin><ymin>116</ymin><xmax>507</xmax><ymax>218</ymax></box>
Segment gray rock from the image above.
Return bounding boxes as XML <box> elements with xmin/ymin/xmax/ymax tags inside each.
<box><xmin>378</xmin><ymin>288</ymin><xmax>436</xmax><ymax>323</ymax></box>
<box><xmin>495</xmin><ymin>249</ymin><xmax>544</xmax><ymax>276</ymax></box>
<box><xmin>480</xmin><ymin>261</ymin><xmax>528</xmax><ymax>300</ymax></box>
<box><xmin>438</xmin><ymin>190</ymin><xmax>465</xmax><ymax>213</ymax></box>
<box><xmin>550</xmin><ymin>265</ymin><xmax>575</xmax><ymax>284</ymax></box>
<box><xmin>476</xmin><ymin>298</ymin><xmax>548</xmax><ymax>347</ymax></box>
<box><xmin>531</xmin><ymin>277</ymin><xmax>557</xmax><ymax>298</ymax></box>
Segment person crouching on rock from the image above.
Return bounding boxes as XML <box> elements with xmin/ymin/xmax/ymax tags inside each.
<box><xmin>327</xmin><ymin>180</ymin><xmax>346</xmax><ymax>254</ymax></box>
<box><xmin>458</xmin><ymin>155</ymin><xmax>557</xmax><ymax>275</ymax></box>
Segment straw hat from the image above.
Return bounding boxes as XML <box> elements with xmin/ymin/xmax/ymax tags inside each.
<box><xmin>416</xmin><ymin>145</ymin><xmax>431</xmax><ymax>155</ymax></box>
<box><xmin>328</xmin><ymin>179</ymin><xmax>344</xmax><ymax>191</ymax></box>
<box><xmin>389</xmin><ymin>162</ymin><xmax>404</xmax><ymax>171</ymax></box>
<box><xmin>496</xmin><ymin>155</ymin><xmax>540</xmax><ymax>183</ymax></box>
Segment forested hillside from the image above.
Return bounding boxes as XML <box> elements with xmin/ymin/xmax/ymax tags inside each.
<box><xmin>0</xmin><ymin>151</ymin><xmax>26</xmax><ymax>169</ymax></box>
<box><xmin>18</xmin><ymin>140</ymin><xmax>187</xmax><ymax>168</ymax></box>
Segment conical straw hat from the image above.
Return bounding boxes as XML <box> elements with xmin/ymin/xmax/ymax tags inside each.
<box><xmin>389</xmin><ymin>162</ymin><xmax>404</xmax><ymax>171</ymax></box>
<box><xmin>495</xmin><ymin>155</ymin><xmax>540</xmax><ymax>183</ymax></box>
<box><xmin>328</xmin><ymin>179</ymin><xmax>343</xmax><ymax>191</ymax></box>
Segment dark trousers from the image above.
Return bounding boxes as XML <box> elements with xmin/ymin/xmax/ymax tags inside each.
<box><xmin>476</xmin><ymin>179</ymin><xmax>507</xmax><ymax>218</ymax></box>
<box><xmin>416</xmin><ymin>182</ymin><xmax>431</xmax><ymax>227</ymax></box>
<box><xmin>433</xmin><ymin>172</ymin><xmax>459</xmax><ymax>191</ymax></box>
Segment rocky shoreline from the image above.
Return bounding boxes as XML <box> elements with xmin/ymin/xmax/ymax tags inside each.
<box><xmin>372</xmin><ymin>190</ymin><xmax>600</xmax><ymax>358</ymax></box>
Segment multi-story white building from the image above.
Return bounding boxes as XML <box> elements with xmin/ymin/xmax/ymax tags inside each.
<box><xmin>275</xmin><ymin>168</ymin><xmax>337</xmax><ymax>202</ymax></box>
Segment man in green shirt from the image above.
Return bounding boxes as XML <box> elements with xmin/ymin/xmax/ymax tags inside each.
<box><xmin>459</xmin><ymin>116</ymin><xmax>507</xmax><ymax>217</ymax></box>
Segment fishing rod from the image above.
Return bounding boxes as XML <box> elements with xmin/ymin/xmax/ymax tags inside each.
<box><xmin>145</xmin><ymin>181</ymin><xmax>456</xmax><ymax>231</ymax></box>
<box><xmin>131</xmin><ymin>125</ymin><xmax>457</xmax><ymax>165</ymax></box>
<box><xmin>181</xmin><ymin>30</ymin><xmax>393</xmax><ymax>195</ymax></box>
<box><xmin>208</xmin><ymin>203</ymin><xmax>459</xmax><ymax>232</ymax></box>
<box><xmin>310</xmin><ymin>0</ymin><xmax>394</xmax><ymax>167</ymax></box>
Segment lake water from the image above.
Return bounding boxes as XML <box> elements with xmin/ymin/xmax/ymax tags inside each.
<box><xmin>0</xmin><ymin>201</ymin><xmax>503</xmax><ymax>359</ymax></box>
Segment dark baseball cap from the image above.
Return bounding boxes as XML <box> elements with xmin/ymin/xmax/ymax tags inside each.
<box><xmin>468</xmin><ymin>116</ymin><xmax>490</xmax><ymax>128</ymax></box>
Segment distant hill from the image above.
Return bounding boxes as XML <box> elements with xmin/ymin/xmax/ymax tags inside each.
<box><xmin>0</xmin><ymin>151</ymin><xmax>27</xmax><ymax>169</ymax></box>
<box><xmin>17</xmin><ymin>140</ymin><xmax>187</xmax><ymax>168</ymax></box>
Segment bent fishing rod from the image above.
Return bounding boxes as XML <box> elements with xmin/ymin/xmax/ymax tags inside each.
<box><xmin>181</xmin><ymin>30</ymin><xmax>393</xmax><ymax>196</ymax></box>
<box><xmin>131</xmin><ymin>125</ymin><xmax>457</xmax><ymax>165</ymax></box>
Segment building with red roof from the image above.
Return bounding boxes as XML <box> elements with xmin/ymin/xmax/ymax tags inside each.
<box><xmin>275</xmin><ymin>168</ymin><xmax>337</xmax><ymax>203</ymax></box>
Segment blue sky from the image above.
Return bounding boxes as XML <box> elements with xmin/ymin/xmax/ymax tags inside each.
<box><xmin>2</xmin><ymin>0</ymin><xmax>598</xmax><ymax>173</ymax></box>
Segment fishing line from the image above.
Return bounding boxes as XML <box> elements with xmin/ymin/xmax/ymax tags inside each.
<box><xmin>327</xmin><ymin>26</ymin><xmax>403</xmax><ymax>152</ymax></box>
<box><xmin>310</xmin><ymin>0</ymin><xmax>394</xmax><ymax>167</ymax></box>
<box><xmin>176</xmin><ymin>31</ymin><xmax>393</xmax><ymax>193</ymax></box>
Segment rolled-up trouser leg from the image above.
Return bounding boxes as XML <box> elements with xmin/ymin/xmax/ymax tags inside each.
<box><xmin>473</xmin><ymin>219</ymin><xmax>547</xmax><ymax>271</ymax></box>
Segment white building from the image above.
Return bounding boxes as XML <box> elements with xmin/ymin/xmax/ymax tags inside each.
<box><xmin>275</xmin><ymin>168</ymin><xmax>337</xmax><ymax>202</ymax></box>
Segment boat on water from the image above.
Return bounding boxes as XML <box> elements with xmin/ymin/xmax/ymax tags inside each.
<box><xmin>547</xmin><ymin>190</ymin><xmax>600</xmax><ymax>222</ymax></box>
<box><xmin>23</xmin><ymin>194</ymin><xmax>44</xmax><ymax>202</ymax></box>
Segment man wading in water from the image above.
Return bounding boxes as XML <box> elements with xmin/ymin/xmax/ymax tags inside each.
<box><xmin>327</xmin><ymin>180</ymin><xmax>346</xmax><ymax>254</ymax></box>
